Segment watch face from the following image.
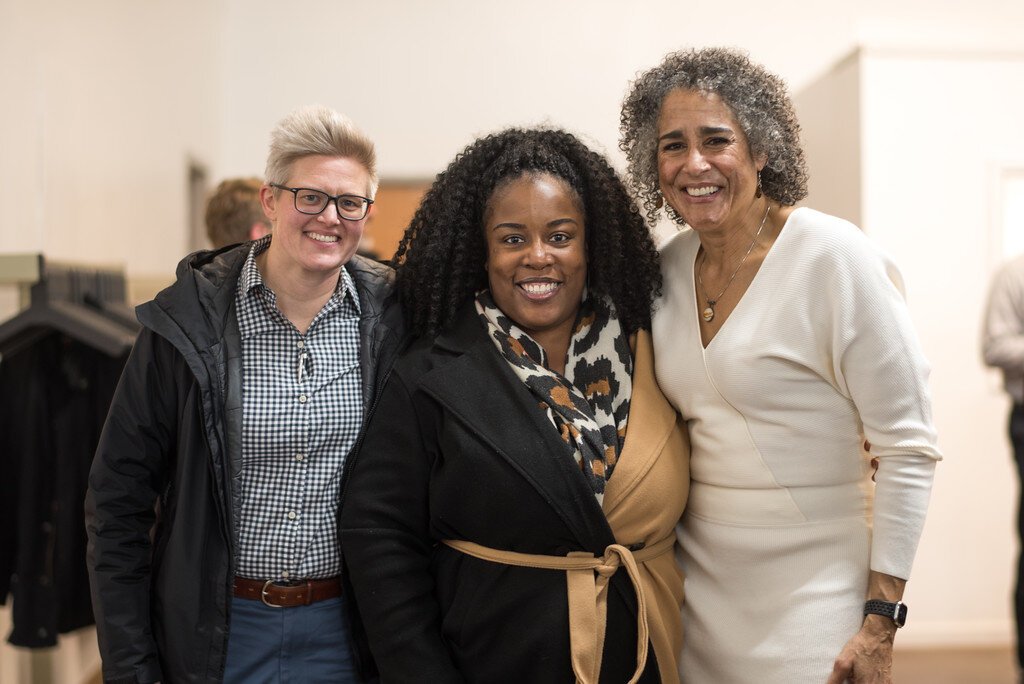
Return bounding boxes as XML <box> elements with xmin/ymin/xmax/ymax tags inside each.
<box><xmin>895</xmin><ymin>602</ymin><xmax>908</xmax><ymax>627</ymax></box>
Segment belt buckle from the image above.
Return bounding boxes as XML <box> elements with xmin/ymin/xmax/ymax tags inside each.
<box><xmin>261</xmin><ymin>579</ymin><xmax>285</xmax><ymax>608</ymax></box>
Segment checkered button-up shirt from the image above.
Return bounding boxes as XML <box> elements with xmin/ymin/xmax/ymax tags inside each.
<box><xmin>234</xmin><ymin>241</ymin><xmax>363</xmax><ymax>580</ymax></box>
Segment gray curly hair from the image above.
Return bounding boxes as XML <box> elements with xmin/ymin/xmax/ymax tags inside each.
<box><xmin>619</xmin><ymin>47</ymin><xmax>808</xmax><ymax>224</ymax></box>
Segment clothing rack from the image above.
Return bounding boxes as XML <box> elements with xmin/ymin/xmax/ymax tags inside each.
<box><xmin>0</xmin><ymin>254</ymin><xmax>138</xmax><ymax>362</ymax></box>
<box><xmin>0</xmin><ymin>253</ymin><xmax>138</xmax><ymax>658</ymax></box>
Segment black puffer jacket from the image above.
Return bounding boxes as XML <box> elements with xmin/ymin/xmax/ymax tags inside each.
<box><xmin>85</xmin><ymin>241</ymin><xmax>404</xmax><ymax>684</ymax></box>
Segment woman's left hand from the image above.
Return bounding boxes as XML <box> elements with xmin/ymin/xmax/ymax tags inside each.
<box><xmin>826</xmin><ymin>616</ymin><xmax>896</xmax><ymax>683</ymax></box>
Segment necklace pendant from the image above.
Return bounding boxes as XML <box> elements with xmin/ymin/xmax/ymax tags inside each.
<box><xmin>702</xmin><ymin>305</ymin><xmax>715</xmax><ymax>323</ymax></box>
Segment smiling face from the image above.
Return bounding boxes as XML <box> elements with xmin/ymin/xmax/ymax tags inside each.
<box><xmin>484</xmin><ymin>173</ymin><xmax>587</xmax><ymax>357</ymax></box>
<box><xmin>656</xmin><ymin>88</ymin><xmax>766</xmax><ymax>234</ymax></box>
<box><xmin>259</xmin><ymin>154</ymin><xmax>370</xmax><ymax>284</ymax></box>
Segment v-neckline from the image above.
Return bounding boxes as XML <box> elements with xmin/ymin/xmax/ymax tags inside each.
<box><xmin>695</xmin><ymin>208</ymin><xmax>799</xmax><ymax>350</ymax></box>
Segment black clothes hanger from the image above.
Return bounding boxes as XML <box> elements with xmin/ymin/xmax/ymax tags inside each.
<box><xmin>0</xmin><ymin>256</ymin><xmax>138</xmax><ymax>361</ymax></box>
<box><xmin>0</xmin><ymin>301</ymin><xmax>136</xmax><ymax>360</ymax></box>
<box><xmin>82</xmin><ymin>293</ymin><xmax>140</xmax><ymax>335</ymax></box>
<box><xmin>72</xmin><ymin>265</ymin><xmax>140</xmax><ymax>333</ymax></box>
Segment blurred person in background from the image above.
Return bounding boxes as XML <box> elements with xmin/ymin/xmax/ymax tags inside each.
<box><xmin>205</xmin><ymin>176</ymin><xmax>272</xmax><ymax>248</ymax></box>
<box><xmin>983</xmin><ymin>252</ymin><xmax>1024</xmax><ymax>678</ymax></box>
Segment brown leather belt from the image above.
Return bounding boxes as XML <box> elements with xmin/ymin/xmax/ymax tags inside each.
<box><xmin>233</xmin><ymin>576</ymin><xmax>342</xmax><ymax>608</ymax></box>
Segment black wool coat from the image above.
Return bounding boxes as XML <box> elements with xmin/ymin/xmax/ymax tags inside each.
<box><xmin>0</xmin><ymin>336</ymin><xmax>126</xmax><ymax>647</ymax></box>
<box><xmin>339</xmin><ymin>309</ymin><xmax>660</xmax><ymax>684</ymax></box>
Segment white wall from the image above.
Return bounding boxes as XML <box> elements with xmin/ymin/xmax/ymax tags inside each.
<box><xmin>219</xmin><ymin>0</ymin><xmax>1024</xmax><ymax>183</ymax></box>
<box><xmin>0</xmin><ymin>0</ymin><xmax>226</xmax><ymax>279</ymax></box>
<box><xmin>860</xmin><ymin>48</ymin><xmax>1024</xmax><ymax>646</ymax></box>
<box><xmin>796</xmin><ymin>45</ymin><xmax>1024</xmax><ymax>646</ymax></box>
<box><xmin>794</xmin><ymin>54</ymin><xmax>863</xmax><ymax>227</ymax></box>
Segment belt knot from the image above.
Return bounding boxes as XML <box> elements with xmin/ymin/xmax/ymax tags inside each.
<box><xmin>595</xmin><ymin>544</ymin><xmax>629</xmax><ymax>578</ymax></box>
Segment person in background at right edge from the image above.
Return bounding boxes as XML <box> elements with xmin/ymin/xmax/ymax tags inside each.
<box><xmin>983</xmin><ymin>251</ymin><xmax>1024</xmax><ymax>680</ymax></box>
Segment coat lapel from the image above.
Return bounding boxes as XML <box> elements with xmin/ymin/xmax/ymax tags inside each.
<box><xmin>420</xmin><ymin>312</ymin><xmax>615</xmax><ymax>552</ymax></box>
<box><xmin>602</xmin><ymin>330</ymin><xmax>679</xmax><ymax>517</ymax></box>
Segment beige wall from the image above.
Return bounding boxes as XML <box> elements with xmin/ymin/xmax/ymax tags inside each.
<box><xmin>861</xmin><ymin>48</ymin><xmax>1024</xmax><ymax>645</ymax></box>
<box><xmin>0</xmin><ymin>0</ymin><xmax>225</xmax><ymax>279</ymax></box>
<box><xmin>796</xmin><ymin>45</ymin><xmax>1024</xmax><ymax>646</ymax></box>
<box><xmin>218</xmin><ymin>0</ymin><xmax>1024</xmax><ymax>181</ymax></box>
<box><xmin>794</xmin><ymin>53</ymin><xmax>863</xmax><ymax>228</ymax></box>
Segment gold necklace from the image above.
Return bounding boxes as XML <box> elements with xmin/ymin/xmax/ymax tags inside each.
<box><xmin>697</xmin><ymin>204</ymin><xmax>771</xmax><ymax>323</ymax></box>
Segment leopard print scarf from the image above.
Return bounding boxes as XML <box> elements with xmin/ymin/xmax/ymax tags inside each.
<box><xmin>475</xmin><ymin>290</ymin><xmax>632</xmax><ymax>502</ymax></box>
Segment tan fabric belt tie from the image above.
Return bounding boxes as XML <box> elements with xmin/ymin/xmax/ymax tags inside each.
<box><xmin>443</xmin><ymin>534</ymin><xmax>674</xmax><ymax>684</ymax></box>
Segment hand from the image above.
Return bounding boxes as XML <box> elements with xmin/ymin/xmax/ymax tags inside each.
<box><xmin>826</xmin><ymin>616</ymin><xmax>895</xmax><ymax>683</ymax></box>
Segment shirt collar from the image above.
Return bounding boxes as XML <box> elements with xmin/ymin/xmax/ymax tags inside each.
<box><xmin>238</xmin><ymin>236</ymin><xmax>361</xmax><ymax>313</ymax></box>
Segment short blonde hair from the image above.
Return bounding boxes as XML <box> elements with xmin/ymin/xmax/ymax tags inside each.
<box><xmin>264</xmin><ymin>105</ymin><xmax>378</xmax><ymax>197</ymax></box>
<box><xmin>204</xmin><ymin>177</ymin><xmax>270</xmax><ymax>247</ymax></box>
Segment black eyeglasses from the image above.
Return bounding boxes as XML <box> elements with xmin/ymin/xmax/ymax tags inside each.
<box><xmin>270</xmin><ymin>183</ymin><xmax>374</xmax><ymax>221</ymax></box>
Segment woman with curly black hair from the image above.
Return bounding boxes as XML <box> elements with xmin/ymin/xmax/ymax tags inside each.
<box><xmin>340</xmin><ymin>128</ymin><xmax>690</xmax><ymax>683</ymax></box>
<box><xmin>620</xmin><ymin>47</ymin><xmax>942</xmax><ymax>683</ymax></box>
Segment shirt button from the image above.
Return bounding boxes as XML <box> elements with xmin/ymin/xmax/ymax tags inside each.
<box><xmin>287</xmin><ymin>511</ymin><xmax>297</xmax><ymax>520</ymax></box>
<box><xmin>296</xmin><ymin>340</ymin><xmax>305</xmax><ymax>349</ymax></box>
<box><xmin>298</xmin><ymin>394</ymin><xmax>308</xmax><ymax>404</ymax></box>
<box><xmin>281</xmin><ymin>570</ymin><xmax>290</xmax><ymax>579</ymax></box>
<box><xmin>295</xmin><ymin>453</ymin><xmax>305</xmax><ymax>462</ymax></box>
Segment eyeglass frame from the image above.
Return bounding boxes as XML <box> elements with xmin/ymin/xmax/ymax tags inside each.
<box><xmin>269</xmin><ymin>183</ymin><xmax>374</xmax><ymax>221</ymax></box>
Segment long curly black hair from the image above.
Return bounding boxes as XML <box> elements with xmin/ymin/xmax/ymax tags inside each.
<box><xmin>393</xmin><ymin>127</ymin><xmax>661</xmax><ymax>339</ymax></box>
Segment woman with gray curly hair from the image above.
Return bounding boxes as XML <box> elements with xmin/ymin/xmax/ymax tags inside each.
<box><xmin>620</xmin><ymin>47</ymin><xmax>942</xmax><ymax>683</ymax></box>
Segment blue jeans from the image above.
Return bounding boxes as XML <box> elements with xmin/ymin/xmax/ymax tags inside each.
<box><xmin>223</xmin><ymin>595</ymin><xmax>358</xmax><ymax>683</ymax></box>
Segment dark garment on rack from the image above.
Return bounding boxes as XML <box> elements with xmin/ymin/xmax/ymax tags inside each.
<box><xmin>0</xmin><ymin>332</ymin><xmax>128</xmax><ymax>647</ymax></box>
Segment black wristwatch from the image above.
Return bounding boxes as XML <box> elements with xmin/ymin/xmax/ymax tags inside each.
<box><xmin>864</xmin><ymin>599</ymin><xmax>908</xmax><ymax>628</ymax></box>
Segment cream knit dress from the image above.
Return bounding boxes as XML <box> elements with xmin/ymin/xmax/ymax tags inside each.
<box><xmin>653</xmin><ymin>208</ymin><xmax>942</xmax><ymax>683</ymax></box>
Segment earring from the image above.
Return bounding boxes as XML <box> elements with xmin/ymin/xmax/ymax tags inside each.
<box><xmin>755</xmin><ymin>170</ymin><xmax>763</xmax><ymax>199</ymax></box>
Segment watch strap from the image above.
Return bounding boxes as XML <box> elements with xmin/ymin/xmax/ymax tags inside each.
<box><xmin>864</xmin><ymin>599</ymin><xmax>907</xmax><ymax>627</ymax></box>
